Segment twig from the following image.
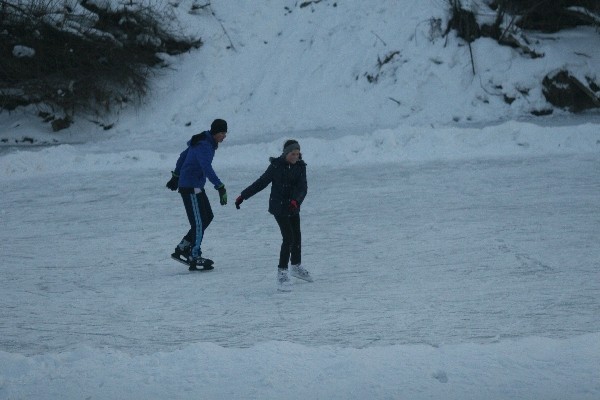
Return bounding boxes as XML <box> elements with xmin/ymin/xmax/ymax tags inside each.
<box><xmin>468</xmin><ymin>41</ymin><xmax>475</xmax><ymax>75</ymax></box>
<box><xmin>205</xmin><ymin>2</ymin><xmax>236</xmax><ymax>51</ymax></box>
<box><xmin>371</xmin><ymin>31</ymin><xmax>387</xmax><ymax>46</ymax></box>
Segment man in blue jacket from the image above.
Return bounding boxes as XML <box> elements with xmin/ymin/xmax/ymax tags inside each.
<box><xmin>166</xmin><ymin>119</ymin><xmax>228</xmax><ymax>271</ymax></box>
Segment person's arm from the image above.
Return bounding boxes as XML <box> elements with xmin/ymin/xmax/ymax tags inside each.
<box><xmin>173</xmin><ymin>147</ymin><xmax>189</xmax><ymax>177</ymax></box>
<box><xmin>194</xmin><ymin>144</ymin><xmax>222</xmax><ymax>188</ymax></box>
<box><xmin>241</xmin><ymin>164</ymin><xmax>274</xmax><ymax>200</ymax></box>
<box><xmin>166</xmin><ymin>147</ymin><xmax>189</xmax><ymax>190</ymax></box>
<box><xmin>291</xmin><ymin>164</ymin><xmax>307</xmax><ymax>205</ymax></box>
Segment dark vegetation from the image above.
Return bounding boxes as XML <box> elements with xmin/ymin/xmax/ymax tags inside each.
<box><xmin>447</xmin><ymin>0</ymin><xmax>600</xmax><ymax>114</ymax></box>
<box><xmin>0</xmin><ymin>0</ymin><xmax>201</xmax><ymax>130</ymax></box>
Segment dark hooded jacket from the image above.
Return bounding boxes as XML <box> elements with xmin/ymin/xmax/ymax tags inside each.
<box><xmin>241</xmin><ymin>155</ymin><xmax>307</xmax><ymax>217</ymax></box>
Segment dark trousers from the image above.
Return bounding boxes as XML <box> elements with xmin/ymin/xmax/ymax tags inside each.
<box><xmin>274</xmin><ymin>214</ymin><xmax>301</xmax><ymax>268</ymax></box>
<box><xmin>180</xmin><ymin>189</ymin><xmax>213</xmax><ymax>258</ymax></box>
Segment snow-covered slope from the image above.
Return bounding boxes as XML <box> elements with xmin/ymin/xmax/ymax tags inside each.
<box><xmin>1</xmin><ymin>0</ymin><xmax>599</xmax><ymax>145</ymax></box>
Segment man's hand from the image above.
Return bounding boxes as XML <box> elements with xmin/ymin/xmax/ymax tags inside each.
<box><xmin>166</xmin><ymin>172</ymin><xmax>178</xmax><ymax>191</ymax></box>
<box><xmin>216</xmin><ymin>184</ymin><xmax>227</xmax><ymax>205</ymax></box>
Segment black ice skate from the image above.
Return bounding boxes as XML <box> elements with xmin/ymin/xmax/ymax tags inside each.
<box><xmin>188</xmin><ymin>256</ymin><xmax>214</xmax><ymax>272</ymax></box>
<box><xmin>171</xmin><ymin>247</ymin><xmax>214</xmax><ymax>270</ymax></box>
<box><xmin>171</xmin><ymin>244</ymin><xmax>191</xmax><ymax>264</ymax></box>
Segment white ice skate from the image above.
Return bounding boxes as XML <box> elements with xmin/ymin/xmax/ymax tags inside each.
<box><xmin>277</xmin><ymin>268</ymin><xmax>292</xmax><ymax>292</ymax></box>
<box><xmin>290</xmin><ymin>264</ymin><xmax>313</xmax><ymax>282</ymax></box>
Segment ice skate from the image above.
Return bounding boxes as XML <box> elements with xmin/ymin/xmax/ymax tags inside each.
<box><xmin>188</xmin><ymin>255</ymin><xmax>214</xmax><ymax>271</ymax></box>
<box><xmin>277</xmin><ymin>268</ymin><xmax>292</xmax><ymax>292</ymax></box>
<box><xmin>171</xmin><ymin>242</ymin><xmax>214</xmax><ymax>270</ymax></box>
<box><xmin>290</xmin><ymin>264</ymin><xmax>313</xmax><ymax>282</ymax></box>
<box><xmin>171</xmin><ymin>242</ymin><xmax>191</xmax><ymax>263</ymax></box>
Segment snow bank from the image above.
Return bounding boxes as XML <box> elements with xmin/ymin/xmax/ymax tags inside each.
<box><xmin>0</xmin><ymin>146</ymin><xmax>169</xmax><ymax>178</ymax></box>
<box><xmin>1</xmin><ymin>121</ymin><xmax>598</xmax><ymax>179</ymax></box>
<box><xmin>1</xmin><ymin>334</ymin><xmax>598</xmax><ymax>400</ymax></box>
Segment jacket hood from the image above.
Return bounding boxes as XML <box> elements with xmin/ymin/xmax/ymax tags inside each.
<box><xmin>187</xmin><ymin>131</ymin><xmax>217</xmax><ymax>149</ymax></box>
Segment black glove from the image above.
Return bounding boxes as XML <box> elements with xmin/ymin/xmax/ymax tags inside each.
<box><xmin>216</xmin><ymin>184</ymin><xmax>227</xmax><ymax>205</ymax></box>
<box><xmin>235</xmin><ymin>196</ymin><xmax>244</xmax><ymax>209</ymax></box>
<box><xmin>166</xmin><ymin>172</ymin><xmax>178</xmax><ymax>191</ymax></box>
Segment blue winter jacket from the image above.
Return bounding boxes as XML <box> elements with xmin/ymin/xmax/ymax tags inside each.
<box><xmin>174</xmin><ymin>131</ymin><xmax>223</xmax><ymax>190</ymax></box>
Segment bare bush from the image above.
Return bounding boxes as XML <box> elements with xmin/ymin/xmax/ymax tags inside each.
<box><xmin>479</xmin><ymin>0</ymin><xmax>599</xmax><ymax>33</ymax></box>
<box><xmin>444</xmin><ymin>0</ymin><xmax>599</xmax><ymax>112</ymax></box>
<box><xmin>0</xmin><ymin>0</ymin><xmax>201</xmax><ymax>129</ymax></box>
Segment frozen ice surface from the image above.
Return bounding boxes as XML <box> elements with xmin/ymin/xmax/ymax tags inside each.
<box><xmin>2</xmin><ymin>153</ymin><xmax>598</xmax><ymax>355</ymax></box>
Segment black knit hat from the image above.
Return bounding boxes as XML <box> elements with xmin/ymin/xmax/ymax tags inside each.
<box><xmin>210</xmin><ymin>119</ymin><xmax>227</xmax><ymax>134</ymax></box>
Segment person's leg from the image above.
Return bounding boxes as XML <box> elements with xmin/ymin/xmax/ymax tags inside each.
<box><xmin>288</xmin><ymin>214</ymin><xmax>312</xmax><ymax>282</ymax></box>
<box><xmin>289</xmin><ymin>214</ymin><xmax>301</xmax><ymax>266</ymax></box>
<box><xmin>274</xmin><ymin>216</ymin><xmax>294</xmax><ymax>290</ymax></box>
<box><xmin>198</xmin><ymin>190</ymin><xmax>214</xmax><ymax>231</ymax></box>
<box><xmin>195</xmin><ymin>191</ymin><xmax>214</xmax><ymax>265</ymax></box>
<box><xmin>274</xmin><ymin>215</ymin><xmax>293</xmax><ymax>268</ymax></box>
<box><xmin>189</xmin><ymin>192</ymin><xmax>205</xmax><ymax>259</ymax></box>
<box><xmin>180</xmin><ymin>191</ymin><xmax>197</xmax><ymax>254</ymax></box>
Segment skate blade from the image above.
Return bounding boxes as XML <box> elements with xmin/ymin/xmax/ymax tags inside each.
<box><xmin>171</xmin><ymin>254</ymin><xmax>214</xmax><ymax>265</ymax></box>
<box><xmin>290</xmin><ymin>273</ymin><xmax>313</xmax><ymax>282</ymax></box>
<box><xmin>189</xmin><ymin>265</ymin><xmax>214</xmax><ymax>272</ymax></box>
<box><xmin>171</xmin><ymin>254</ymin><xmax>190</xmax><ymax>266</ymax></box>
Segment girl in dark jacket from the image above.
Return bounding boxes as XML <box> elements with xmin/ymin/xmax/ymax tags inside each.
<box><xmin>235</xmin><ymin>140</ymin><xmax>312</xmax><ymax>291</ymax></box>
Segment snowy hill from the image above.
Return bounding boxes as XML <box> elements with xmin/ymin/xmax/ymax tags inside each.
<box><xmin>1</xmin><ymin>0</ymin><xmax>599</xmax><ymax>145</ymax></box>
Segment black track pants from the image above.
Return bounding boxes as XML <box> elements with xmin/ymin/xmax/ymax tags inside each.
<box><xmin>180</xmin><ymin>189</ymin><xmax>214</xmax><ymax>258</ymax></box>
<box><xmin>274</xmin><ymin>214</ymin><xmax>301</xmax><ymax>268</ymax></box>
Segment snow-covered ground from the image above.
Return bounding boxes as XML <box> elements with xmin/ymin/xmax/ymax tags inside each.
<box><xmin>1</xmin><ymin>1</ymin><xmax>600</xmax><ymax>399</ymax></box>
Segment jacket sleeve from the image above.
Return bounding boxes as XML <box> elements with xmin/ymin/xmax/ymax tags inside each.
<box><xmin>173</xmin><ymin>147</ymin><xmax>189</xmax><ymax>176</ymax></box>
<box><xmin>292</xmin><ymin>164</ymin><xmax>307</xmax><ymax>204</ymax></box>
<box><xmin>241</xmin><ymin>164</ymin><xmax>274</xmax><ymax>200</ymax></box>
<box><xmin>195</xmin><ymin>143</ymin><xmax>222</xmax><ymax>188</ymax></box>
